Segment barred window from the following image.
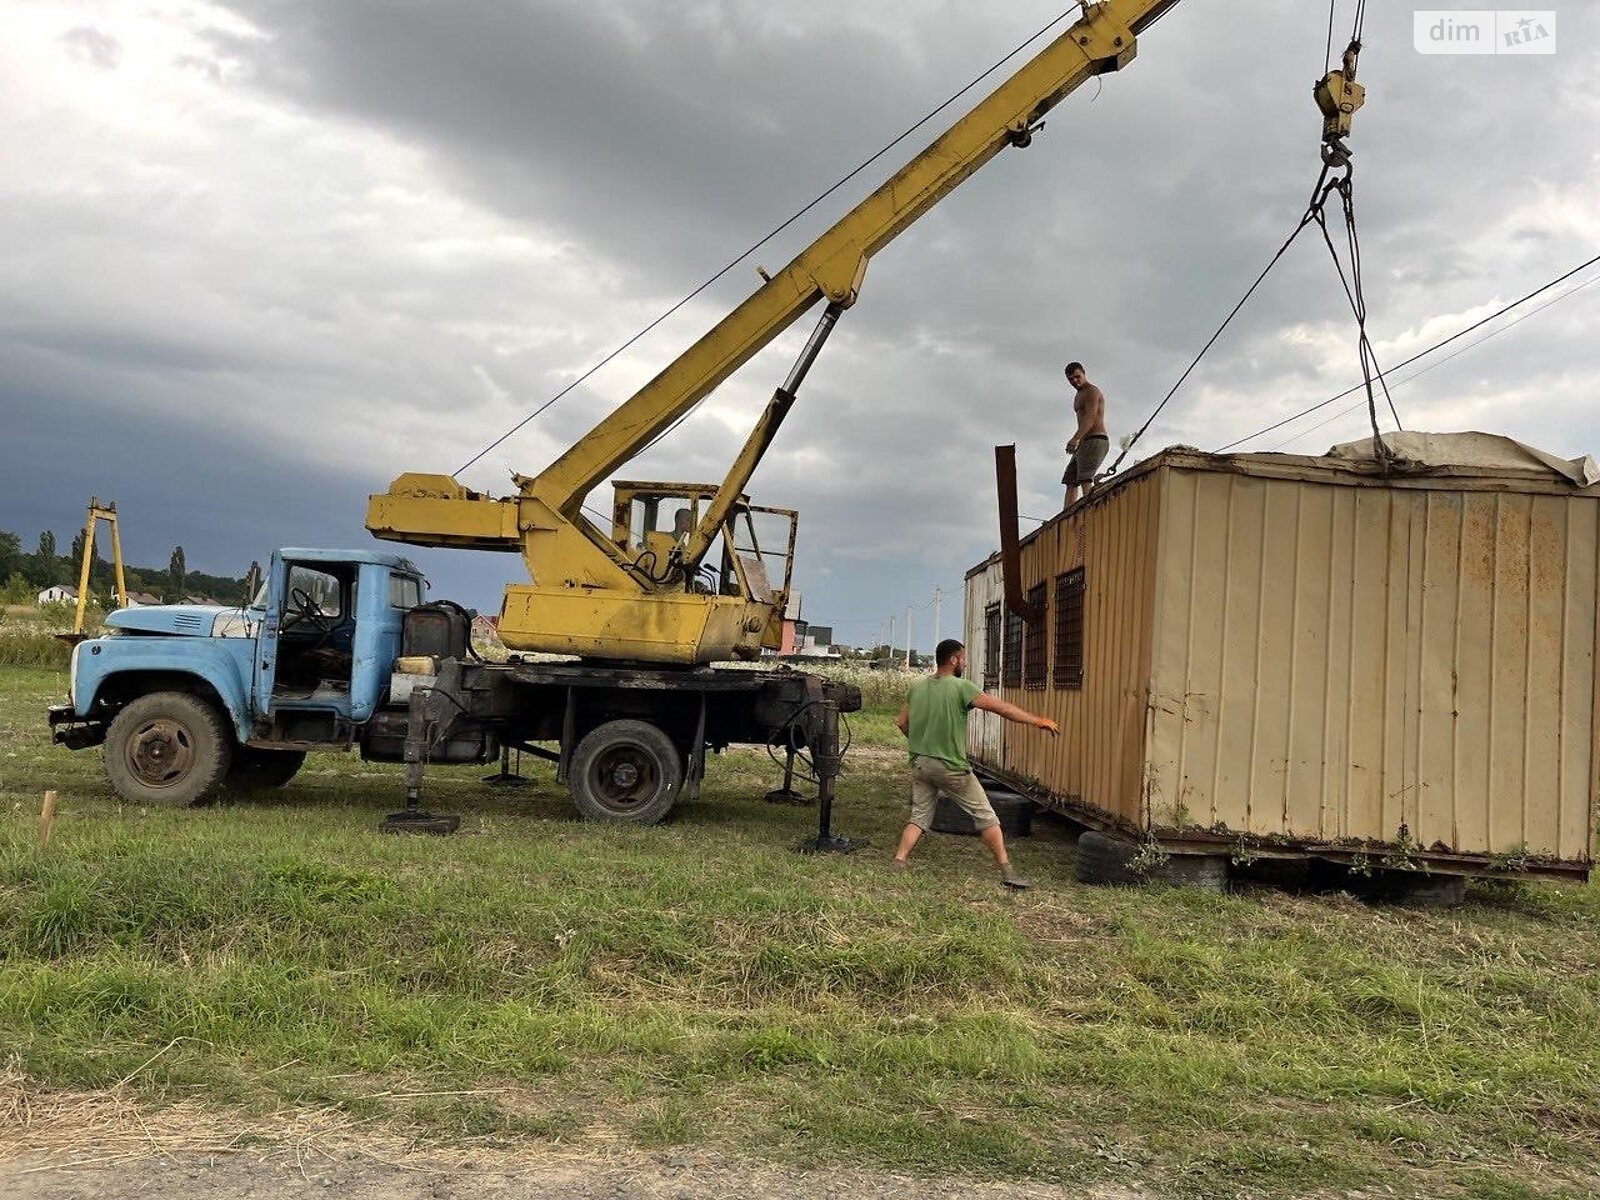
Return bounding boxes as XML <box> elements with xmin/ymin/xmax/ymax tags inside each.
<box><xmin>1053</xmin><ymin>568</ymin><xmax>1085</xmax><ymax>689</ymax></box>
<box><xmin>1024</xmin><ymin>583</ymin><xmax>1048</xmax><ymax>690</ymax></box>
<box><xmin>983</xmin><ymin>603</ymin><xmax>1001</xmax><ymax>688</ymax></box>
<box><xmin>1001</xmin><ymin>607</ymin><xmax>1024</xmax><ymax>689</ymax></box>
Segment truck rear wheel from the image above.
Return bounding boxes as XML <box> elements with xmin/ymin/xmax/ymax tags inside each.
<box><xmin>104</xmin><ymin>691</ymin><xmax>233</xmax><ymax>808</ymax></box>
<box><xmin>228</xmin><ymin>747</ymin><xmax>307</xmax><ymax>791</ymax></box>
<box><xmin>569</xmin><ymin>719</ymin><xmax>683</xmax><ymax>824</ymax></box>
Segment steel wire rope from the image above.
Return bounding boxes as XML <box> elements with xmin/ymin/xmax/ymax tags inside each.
<box><xmin>1312</xmin><ymin>168</ymin><xmax>1404</xmax><ymax>447</ymax></box>
<box><xmin>1214</xmin><ymin>251</ymin><xmax>1600</xmax><ymax>452</ymax></box>
<box><xmin>453</xmin><ymin>8</ymin><xmax>1083</xmax><ymax>477</ymax></box>
<box><xmin>1105</xmin><ymin>5</ymin><xmax>1380</xmax><ymax>477</ymax></box>
<box><xmin>1101</xmin><ymin>164</ymin><xmax>1338</xmax><ymax>480</ymax></box>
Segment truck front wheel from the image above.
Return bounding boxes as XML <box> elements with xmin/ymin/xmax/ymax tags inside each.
<box><xmin>568</xmin><ymin>719</ymin><xmax>683</xmax><ymax>825</ymax></box>
<box><xmin>104</xmin><ymin>691</ymin><xmax>233</xmax><ymax>808</ymax></box>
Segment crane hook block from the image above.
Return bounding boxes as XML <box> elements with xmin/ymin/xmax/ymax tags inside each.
<box><xmin>1314</xmin><ymin>40</ymin><xmax>1365</xmax><ymax>147</ymax></box>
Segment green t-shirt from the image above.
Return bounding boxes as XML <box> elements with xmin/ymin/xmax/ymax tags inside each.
<box><xmin>906</xmin><ymin>673</ymin><xmax>983</xmax><ymax>771</ymax></box>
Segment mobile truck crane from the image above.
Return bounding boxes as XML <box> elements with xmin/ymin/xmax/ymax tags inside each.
<box><xmin>51</xmin><ymin>1</ymin><xmax>1196</xmax><ymax>834</ymax></box>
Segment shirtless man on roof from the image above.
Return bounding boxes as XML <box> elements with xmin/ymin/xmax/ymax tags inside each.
<box><xmin>1062</xmin><ymin>361</ymin><xmax>1109</xmax><ymax>508</ymax></box>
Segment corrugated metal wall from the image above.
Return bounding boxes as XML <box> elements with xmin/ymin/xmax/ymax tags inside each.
<box><xmin>1146</xmin><ymin>469</ymin><xmax>1599</xmax><ymax>861</ymax></box>
<box><xmin>966</xmin><ymin>470</ymin><xmax>1163</xmax><ymax>828</ymax></box>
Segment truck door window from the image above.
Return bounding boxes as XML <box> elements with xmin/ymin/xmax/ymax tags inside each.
<box><xmin>389</xmin><ymin>574</ymin><xmax>422</xmax><ymax>609</ymax></box>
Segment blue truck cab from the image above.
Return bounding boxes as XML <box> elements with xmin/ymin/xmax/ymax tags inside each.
<box><xmin>49</xmin><ymin>548</ymin><xmax>431</xmax><ymax>806</ymax></box>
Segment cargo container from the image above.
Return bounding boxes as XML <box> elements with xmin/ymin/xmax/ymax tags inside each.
<box><xmin>965</xmin><ymin>433</ymin><xmax>1600</xmax><ymax>880</ymax></box>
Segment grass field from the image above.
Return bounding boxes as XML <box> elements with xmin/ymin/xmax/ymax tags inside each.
<box><xmin>3</xmin><ymin>663</ymin><xmax>1599</xmax><ymax>1198</ymax></box>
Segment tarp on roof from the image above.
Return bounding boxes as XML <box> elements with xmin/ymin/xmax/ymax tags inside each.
<box><xmin>1326</xmin><ymin>431</ymin><xmax>1600</xmax><ymax>487</ymax></box>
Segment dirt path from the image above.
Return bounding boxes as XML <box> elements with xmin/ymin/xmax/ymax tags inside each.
<box><xmin>0</xmin><ymin>1076</ymin><xmax>1140</xmax><ymax>1200</ymax></box>
<box><xmin>1</xmin><ymin>1146</ymin><xmax>1141</xmax><ymax>1200</ymax></box>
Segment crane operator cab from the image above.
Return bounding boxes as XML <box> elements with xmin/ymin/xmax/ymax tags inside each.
<box><xmin>610</xmin><ymin>480</ymin><xmax>797</xmax><ymax>635</ymax></box>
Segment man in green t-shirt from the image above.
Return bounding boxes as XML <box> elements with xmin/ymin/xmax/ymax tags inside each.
<box><xmin>893</xmin><ymin>638</ymin><xmax>1059</xmax><ymax>888</ymax></box>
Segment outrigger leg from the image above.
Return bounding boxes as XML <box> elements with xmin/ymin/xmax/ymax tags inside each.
<box><xmin>380</xmin><ymin>683</ymin><xmax>461</xmax><ymax>835</ymax></box>
<box><xmin>796</xmin><ymin>697</ymin><xmax>863</xmax><ymax>855</ymax></box>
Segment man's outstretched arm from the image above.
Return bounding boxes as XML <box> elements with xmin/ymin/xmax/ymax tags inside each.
<box><xmin>972</xmin><ymin>692</ymin><xmax>1060</xmax><ymax>735</ymax></box>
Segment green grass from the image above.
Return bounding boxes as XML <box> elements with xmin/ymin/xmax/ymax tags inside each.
<box><xmin>0</xmin><ymin>605</ymin><xmax>100</xmax><ymax>669</ymax></box>
<box><xmin>2</xmin><ymin>664</ymin><xmax>1599</xmax><ymax>1197</ymax></box>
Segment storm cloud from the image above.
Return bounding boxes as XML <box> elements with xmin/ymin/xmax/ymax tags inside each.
<box><xmin>2</xmin><ymin>0</ymin><xmax>1596</xmax><ymax>641</ymax></box>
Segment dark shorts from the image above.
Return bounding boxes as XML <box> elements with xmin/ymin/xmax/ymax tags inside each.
<box><xmin>1062</xmin><ymin>434</ymin><xmax>1110</xmax><ymax>486</ymax></box>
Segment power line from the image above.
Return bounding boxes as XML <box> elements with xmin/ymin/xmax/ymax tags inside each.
<box><xmin>1215</xmin><ymin>250</ymin><xmax>1600</xmax><ymax>452</ymax></box>
<box><xmin>453</xmin><ymin>7</ymin><xmax>1081</xmax><ymax>477</ymax></box>
<box><xmin>1268</xmin><ymin>269</ymin><xmax>1600</xmax><ymax>452</ymax></box>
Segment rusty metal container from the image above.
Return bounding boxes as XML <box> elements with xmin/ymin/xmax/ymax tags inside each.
<box><xmin>964</xmin><ymin>434</ymin><xmax>1600</xmax><ymax>878</ymax></box>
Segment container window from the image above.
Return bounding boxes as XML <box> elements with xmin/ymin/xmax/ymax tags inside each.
<box><xmin>983</xmin><ymin>603</ymin><xmax>1001</xmax><ymax>688</ymax></box>
<box><xmin>1002</xmin><ymin>607</ymin><xmax>1024</xmax><ymax>689</ymax></box>
<box><xmin>1053</xmin><ymin>568</ymin><xmax>1085</xmax><ymax>689</ymax></box>
<box><xmin>1024</xmin><ymin>583</ymin><xmax>1048</xmax><ymax>690</ymax></box>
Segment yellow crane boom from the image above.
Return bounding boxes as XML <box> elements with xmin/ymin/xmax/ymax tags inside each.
<box><xmin>368</xmin><ymin>0</ymin><xmax>1181</xmax><ymax>663</ymax></box>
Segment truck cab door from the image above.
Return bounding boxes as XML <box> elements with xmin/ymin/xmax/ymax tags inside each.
<box><xmin>251</xmin><ymin>550</ymin><xmax>286</xmax><ymax>721</ymax></box>
<box><xmin>347</xmin><ymin>564</ymin><xmax>418</xmax><ymax>720</ymax></box>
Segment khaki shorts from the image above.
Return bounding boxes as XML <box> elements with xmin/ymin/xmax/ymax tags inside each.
<box><xmin>908</xmin><ymin>757</ymin><xmax>999</xmax><ymax>831</ymax></box>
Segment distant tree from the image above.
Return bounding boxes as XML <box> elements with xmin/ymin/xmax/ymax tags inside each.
<box><xmin>167</xmin><ymin>545</ymin><xmax>186</xmax><ymax>601</ymax></box>
<box><xmin>1</xmin><ymin>572</ymin><xmax>32</xmax><ymax>605</ymax></box>
<box><xmin>69</xmin><ymin>528</ymin><xmax>104</xmax><ymax>589</ymax></box>
<box><xmin>0</xmin><ymin>530</ymin><xmax>19</xmax><ymax>582</ymax></box>
<box><xmin>29</xmin><ymin>530</ymin><xmax>58</xmax><ymax>588</ymax></box>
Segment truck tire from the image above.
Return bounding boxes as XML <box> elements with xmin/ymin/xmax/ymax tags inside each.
<box><xmin>569</xmin><ymin>719</ymin><xmax>683</xmax><ymax>825</ymax></box>
<box><xmin>1074</xmin><ymin>830</ymin><xmax>1142</xmax><ymax>886</ymax></box>
<box><xmin>227</xmin><ymin>747</ymin><xmax>307</xmax><ymax>791</ymax></box>
<box><xmin>1074</xmin><ymin>830</ymin><xmax>1229</xmax><ymax>892</ymax></box>
<box><xmin>104</xmin><ymin>691</ymin><xmax>233</xmax><ymax>808</ymax></box>
<box><xmin>930</xmin><ymin>790</ymin><xmax>1033</xmax><ymax>838</ymax></box>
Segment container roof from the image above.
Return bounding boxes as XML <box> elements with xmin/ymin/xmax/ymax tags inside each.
<box><xmin>967</xmin><ymin>430</ymin><xmax>1600</xmax><ymax>580</ymax></box>
<box><xmin>1323</xmin><ymin>431</ymin><xmax>1599</xmax><ymax>486</ymax></box>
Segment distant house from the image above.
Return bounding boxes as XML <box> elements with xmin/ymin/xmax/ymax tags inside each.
<box><xmin>797</xmin><ymin>624</ymin><xmax>837</xmax><ymax>657</ymax></box>
<box><xmin>776</xmin><ymin>592</ymin><xmax>803</xmax><ymax>656</ymax></box>
<box><xmin>37</xmin><ymin>585</ymin><xmax>77</xmax><ymax>605</ymax></box>
<box><xmin>126</xmin><ymin>592</ymin><xmax>163</xmax><ymax>607</ymax></box>
<box><xmin>181</xmin><ymin>594</ymin><xmax>220</xmax><ymax>606</ymax></box>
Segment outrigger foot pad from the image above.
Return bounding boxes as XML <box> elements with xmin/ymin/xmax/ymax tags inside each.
<box><xmin>796</xmin><ymin>834</ymin><xmax>866</xmax><ymax>855</ymax></box>
<box><xmin>482</xmin><ymin>771</ymin><xmax>529</xmax><ymax>787</ymax></box>
<box><xmin>380</xmin><ymin>811</ymin><xmax>461</xmax><ymax>836</ymax></box>
<box><xmin>764</xmin><ymin>787</ymin><xmax>810</xmax><ymax>806</ymax></box>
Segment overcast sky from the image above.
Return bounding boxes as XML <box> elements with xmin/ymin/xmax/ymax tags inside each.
<box><xmin>3</xmin><ymin>1</ymin><xmax>1596</xmax><ymax>645</ymax></box>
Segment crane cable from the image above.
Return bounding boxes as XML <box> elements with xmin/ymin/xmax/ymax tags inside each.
<box><xmin>453</xmin><ymin>7</ymin><xmax>1084</xmax><ymax>478</ymax></box>
<box><xmin>1103</xmin><ymin>154</ymin><xmax>1353</xmax><ymax>479</ymax></box>
<box><xmin>1105</xmin><ymin>4</ymin><xmax>1389</xmax><ymax>478</ymax></box>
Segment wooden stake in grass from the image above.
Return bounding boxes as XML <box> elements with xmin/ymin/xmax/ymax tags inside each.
<box><xmin>38</xmin><ymin>789</ymin><xmax>58</xmax><ymax>848</ymax></box>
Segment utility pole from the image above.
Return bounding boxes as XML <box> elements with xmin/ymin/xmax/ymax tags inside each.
<box><xmin>905</xmin><ymin>606</ymin><xmax>913</xmax><ymax>669</ymax></box>
<box><xmin>887</xmin><ymin>614</ymin><xmax>895</xmax><ymax>658</ymax></box>
<box><xmin>932</xmin><ymin>586</ymin><xmax>941</xmax><ymax>649</ymax></box>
